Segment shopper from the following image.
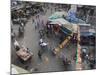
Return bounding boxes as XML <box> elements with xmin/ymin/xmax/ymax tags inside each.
<box><xmin>14</xmin><ymin>40</ymin><xmax>20</xmax><ymax>51</ymax></box>
<box><xmin>36</xmin><ymin>15</ymin><xmax>40</xmax><ymax>30</ymax></box>
<box><xmin>32</xmin><ymin>18</ymin><xmax>34</xmax><ymax>23</ymax></box>
<box><xmin>38</xmin><ymin>50</ymin><xmax>42</xmax><ymax>60</ymax></box>
<box><xmin>34</xmin><ymin>19</ymin><xmax>38</xmax><ymax>30</ymax></box>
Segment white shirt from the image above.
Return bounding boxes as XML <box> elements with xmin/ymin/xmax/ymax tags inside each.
<box><xmin>40</xmin><ymin>42</ymin><xmax>48</xmax><ymax>46</ymax></box>
<box><xmin>14</xmin><ymin>40</ymin><xmax>19</xmax><ymax>47</ymax></box>
<box><xmin>39</xmin><ymin>39</ymin><xmax>43</xmax><ymax>43</ymax></box>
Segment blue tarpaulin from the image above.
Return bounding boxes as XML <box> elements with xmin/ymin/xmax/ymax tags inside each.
<box><xmin>66</xmin><ymin>10</ymin><xmax>85</xmax><ymax>23</ymax></box>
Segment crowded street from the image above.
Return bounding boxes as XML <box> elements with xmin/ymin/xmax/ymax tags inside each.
<box><xmin>11</xmin><ymin>1</ymin><xmax>96</xmax><ymax>74</ymax></box>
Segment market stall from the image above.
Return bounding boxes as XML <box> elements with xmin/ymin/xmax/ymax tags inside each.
<box><xmin>47</xmin><ymin>17</ymin><xmax>78</xmax><ymax>55</ymax></box>
<box><xmin>48</xmin><ymin>18</ymin><xmax>77</xmax><ymax>37</ymax></box>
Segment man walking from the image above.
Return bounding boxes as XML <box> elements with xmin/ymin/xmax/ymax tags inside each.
<box><xmin>38</xmin><ymin>50</ymin><xmax>42</xmax><ymax>60</ymax></box>
<box><xmin>34</xmin><ymin>19</ymin><xmax>38</xmax><ymax>30</ymax></box>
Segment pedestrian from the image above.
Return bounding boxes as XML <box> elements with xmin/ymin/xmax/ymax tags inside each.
<box><xmin>55</xmin><ymin>8</ymin><xmax>56</xmax><ymax>11</ymax></box>
<box><xmin>40</xmin><ymin>42</ymin><xmax>48</xmax><ymax>51</ymax></box>
<box><xmin>14</xmin><ymin>40</ymin><xmax>20</xmax><ymax>51</ymax></box>
<box><xmin>27</xmin><ymin>48</ymin><xmax>30</xmax><ymax>53</ymax></box>
<box><xmin>37</xmin><ymin>20</ymin><xmax>39</xmax><ymax>29</ymax></box>
<box><xmin>51</xmin><ymin>8</ymin><xmax>52</xmax><ymax>14</ymax></box>
<box><xmin>46</xmin><ymin>24</ymin><xmax>51</xmax><ymax>37</ymax></box>
<box><xmin>11</xmin><ymin>32</ymin><xmax>16</xmax><ymax>41</ymax></box>
<box><xmin>60</xmin><ymin>52</ymin><xmax>67</xmax><ymax>65</ymax></box>
<box><xmin>39</xmin><ymin>38</ymin><xmax>43</xmax><ymax>45</ymax></box>
<box><xmin>20</xmin><ymin>22</ymin><xmax>24</xmax><ymax>27</ymax></box>
<box><xmin>34</xmin><ymin>22</ymin><xmax>37</xmax><ymax>30</ymax></box>
<box><xmin>38</xmin><ymin>50</ymin><xmax>42</xmax><ymax>60</ymax></box>
<box><xmin>34</xmin><ymin>19</ymin><xmax>38</xmax><ymax>30</ymax></box>
<box><xmin>39</xmin><ymin>30</ymin><xmax>44</xmax><ymax>38</ymax></box>
<box><xmin>89</xmin><ymin>56</ymin><xmax>95</xmax><ymax>69</ymax></box>
<box><xmin>36</xmin><ymin>15</ymin><xmax>40</xmax><ymax>29</ymax></box>
<box><xmin>32</xmin><ymin>18</ymin><xmax>34</xmax><ymax>23</ymax></box>
<box><xmin>41</xmin><ymin>19</ymin><xmax>45</xmax><ymax>30</ymax></box>
<box><xmin>19</xmin><ymin>26</ymin><xmax>24</xmax><ymax>36</ymax></box>
<box><xmin>41</xmin><ymin>20</ymin><xmax>44</xmax><ymax>27</ymax></box>
<box><xmin>38</xmin><ymin>19</ymin><xmax>41</xmax><ymax>30</ymax></box>
<box><xmin>66</xmin><ymin>60</ymin><xmax>71</xmax><ymax>71</ymax></box>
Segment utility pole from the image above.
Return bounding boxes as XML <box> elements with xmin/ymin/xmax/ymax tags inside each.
<box><xmin>76</xmin><ymin>25</ymin><xmax>82</xmax><ymax>70</ymax></box>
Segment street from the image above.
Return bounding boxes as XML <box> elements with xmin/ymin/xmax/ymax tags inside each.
<box><xmin>11</xmin><ymin>1</ymin><xmax>96</xmax><ymax>74</ymax></box>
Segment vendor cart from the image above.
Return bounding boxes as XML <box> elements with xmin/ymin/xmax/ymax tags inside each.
<box><xmin>16</xmin><ymin>47</ymin><xmax>33</xmax><ymax>62</ymax></box>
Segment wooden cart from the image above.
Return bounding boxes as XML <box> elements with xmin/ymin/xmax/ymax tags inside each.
<box><xmin>16</xmin><ymin>48</ymin><xmax>33</xmax><ymax>62</ymax></box>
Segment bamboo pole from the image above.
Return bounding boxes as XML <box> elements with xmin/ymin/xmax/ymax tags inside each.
<box><xmin>76</xmin><ymin>26</ymin><xmax>82</xmax><ymax>70</ymax></box>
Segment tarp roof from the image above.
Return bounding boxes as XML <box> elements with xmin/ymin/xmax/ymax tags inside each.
<box><xmin>49</xmin><ymin>18</ymin><xmax>71</xmax><ymax>25</ymax></box>
<box><xmin>48</xmin><ymin>11</ymin><xmax>67</xmax><ymax>20</ymax></box>
<box><xmin>49</xmin><ymin>18</ymin><xmax>74</xmax><ymax>32</ymax></box>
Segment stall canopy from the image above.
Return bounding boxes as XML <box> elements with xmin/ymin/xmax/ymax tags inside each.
<box><xmin>48</xmin><ymin>11</ymin><xmax>67</xmax><ymax>20</ymax></box>
<box><xmin>49</xmin><ymin>18</ymin><xmax>71</xmax><ymax>25</ymax></box>
<box><xmin>80</xmin><ymin>32</ymin><xmax>95</xmax><ymax>37</ymax></box>
<box><xmin>49</xmin><ymin>18</ymin><xmax>74</xmax><ymax>32</ymax></box>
